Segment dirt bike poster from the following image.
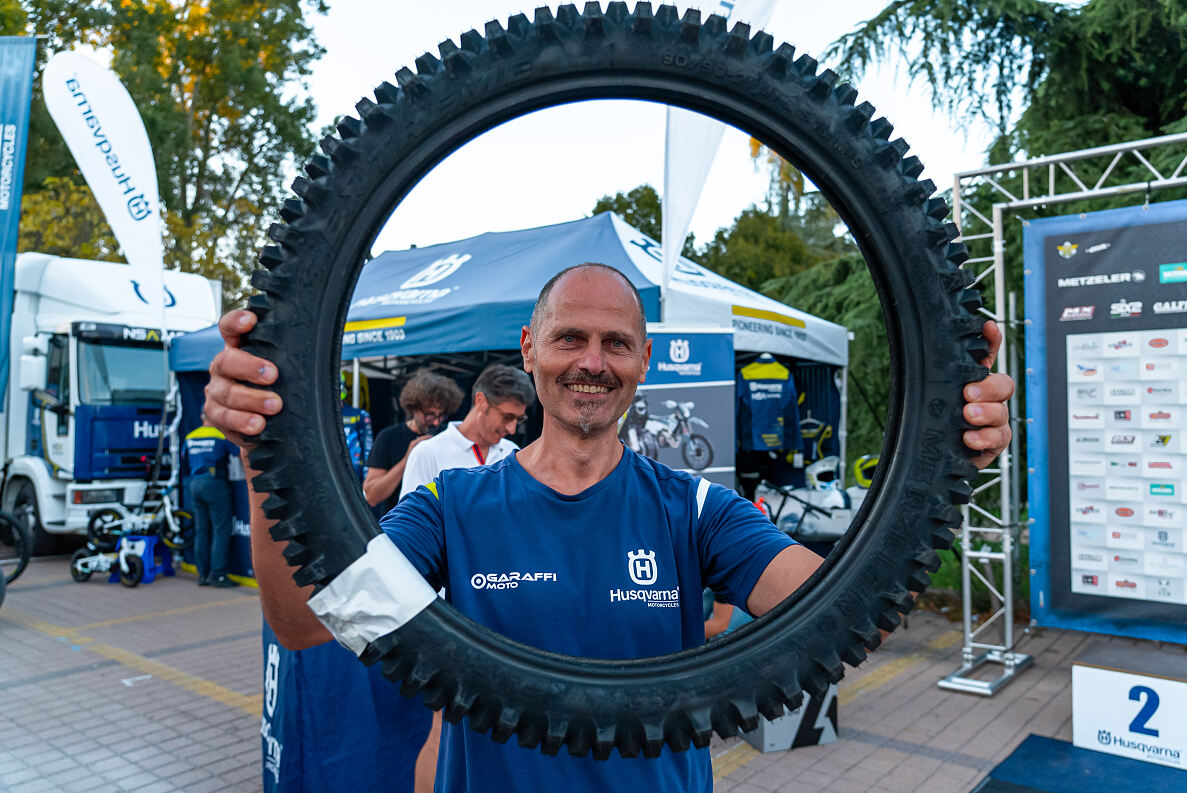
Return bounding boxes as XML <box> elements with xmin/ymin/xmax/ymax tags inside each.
<box><xmin>1025</xmin><ymin>199</ymin><xmax>1187</xmax><ymax>644</ymax></box>
<box><xmin>619</xmin><ymin>326</ymin><xmax>735</xmax><ymax>487</ymax></box>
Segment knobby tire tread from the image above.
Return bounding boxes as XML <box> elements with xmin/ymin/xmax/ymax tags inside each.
<box><xmin>243</xmin><ymin>2</ymin><xmax>986</xmax><ymax>760</ymax></box>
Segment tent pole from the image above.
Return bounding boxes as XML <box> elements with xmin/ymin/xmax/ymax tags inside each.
<box><xmin>352</xmin><ymin>358</ymin><xmax>360</xmax><ymax>408</ymax></box>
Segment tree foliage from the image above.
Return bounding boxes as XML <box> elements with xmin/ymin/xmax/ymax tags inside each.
<box><xmin>19</xmin><ymin>0</ymin><xmax>326</xmax><ymax>307</ymax></box>
<box><xmin>18</xmin><ymin>177</ymin><xmax>119</xmax><ymax>260</ymax></box>
<box><xmin>827</xmin><ymin>0</ymin><xmax>1187</xmax><ymax>157</ymax></box>
<box><xmin>591</xmin><ymin>183</ymin><xmax>698</xmax><ymax>257</ymax></box>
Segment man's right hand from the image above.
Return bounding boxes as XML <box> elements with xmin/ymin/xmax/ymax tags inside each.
<box><xmin>205</xmin><ymin>309</ymin><xmax>283</xmax><ymax>448</ymax></box>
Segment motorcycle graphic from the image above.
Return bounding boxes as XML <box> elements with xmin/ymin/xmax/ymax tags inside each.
<box><xmin>620</xmin><ymin>396</ymin><xmax>714</xmax><ymax>471</ymax></box>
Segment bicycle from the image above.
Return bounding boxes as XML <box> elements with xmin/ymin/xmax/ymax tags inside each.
<box><xmin>0</xmin><ymin>507</ymin><xmax>32</xmax><ymax>585</ymax></box>
<box><xmin>70</xmin><ymin>538</ymin><xmax>146</xmax><ymax>588</ymax></box>
<box><xmin>85</xmin><ymin>481</ymin><xmax>193</xmax><ymax>554</ymax></box>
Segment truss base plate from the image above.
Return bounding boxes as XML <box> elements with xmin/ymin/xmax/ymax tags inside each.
<box><xmin>937</xmin><ymin>650</ymin><xmax>1034</xmax><ymax>697</ymax></box>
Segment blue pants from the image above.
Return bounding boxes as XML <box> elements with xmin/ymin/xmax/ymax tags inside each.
<box><xmin>191</xmin><ymin>476</ymin><xmax>233</xmax><ymax>579</ymax></box>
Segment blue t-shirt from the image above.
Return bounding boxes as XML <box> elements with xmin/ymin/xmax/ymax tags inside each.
<box><xmin>183</xmin><ymin>425</ymin><xmax>237</xmax><ymax>478</ymax></box>
<box><xmin>736</xmin><ymin>361</ymin><xmax>803</xmax><ymax>452</ymax></box>
<box><xmin>381</xmin><ymin>447</ymin><xmax>793</xmax><ymax>793</ymax></box>
<box><xmin>341</xmin><ymin>406</ymin><xmax>373</xmax><ymax>480</ymax></box>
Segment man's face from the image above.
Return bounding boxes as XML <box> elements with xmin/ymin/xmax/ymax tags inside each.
<box><xmin>474</xmin><ymin>395</ymin><xmax>528</xmax><ymax>446</ymax></box>
<box><xmin>411</xmin><ymin>406</ymin><xmax>447</xmax><ymax>435</ymax></box>
<box><xmin>521</xmin><ymin>269</ymin><xmax>651</xmax><ymax>436</ymax></box>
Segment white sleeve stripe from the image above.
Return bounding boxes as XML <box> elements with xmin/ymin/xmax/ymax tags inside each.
<box><xmin>696</xmin><ymin>477</ymin><xmax>711</xmax><ymax>519</ymax></box>
<box><xmin>307</xmin><ymin>534</ymin><xmax>437</xmax><ymax>656</ymax></box>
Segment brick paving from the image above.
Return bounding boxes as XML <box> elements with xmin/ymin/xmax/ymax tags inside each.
<box><xmin>0</xmin><ymin>555</ymin><xmax>1155</xmax><ymax>792</ymax></box>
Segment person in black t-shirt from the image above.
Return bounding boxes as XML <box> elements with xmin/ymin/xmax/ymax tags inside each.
<box><xmin>363</xmin><ymin>372</ymin><xmax>464</xmax><ymax>516</ymax></box>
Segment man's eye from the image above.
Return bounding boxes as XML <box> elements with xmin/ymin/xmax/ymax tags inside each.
<box><xmin>562</xmin><ymin>335</ymin><xmax>576</xmax><ymax>343</ymax></box>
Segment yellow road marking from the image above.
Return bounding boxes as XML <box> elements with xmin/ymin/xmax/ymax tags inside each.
<box><xmin>1</xmin><ymin>607</ymin><xmax>261</xmax><ymax>717</ymax></box>
<box><xmin>87</xmin><ymin>641</ymin><xmax>262</xmax><ymax>717</ymax></box>
<box><xmin>712</xmin><ymin>742</ymin><xmax>759</xmax><ymax>780</ymax></box>
<box><xmin>731</xmin><ymin>304</ymin><xmax>807</xmax><ymax>328</ymax></box>
<box><xmin>77</xmin><ymin>596</ymin><xmax>256</xmax><ymax>631</ymax></box>
<box><xmin>177</xmin><ymin>562</ymin><xmax>259</xmax><ymax>589</ymax></box>
<box><xmin>839</xmin><ymin>630</ymin><xmax>961</xmax><ymax>706</ymax></box>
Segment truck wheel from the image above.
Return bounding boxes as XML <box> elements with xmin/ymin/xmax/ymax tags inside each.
<box><xmin>244</xmin><ymin>4</ymin><xmax>985</xmax><ymax>760</ymax></box>
<box><xmin>5</xmin><ymin>478</ymin><xmax>64</xmax><ymax>557</ymax></box>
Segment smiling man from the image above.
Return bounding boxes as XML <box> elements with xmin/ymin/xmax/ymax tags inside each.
<box><xmin>206</xmin><ymin>262</ymin><xmax>1013</xmax><ymax>793</ymax></box>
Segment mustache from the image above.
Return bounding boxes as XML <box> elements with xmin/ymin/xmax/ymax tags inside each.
<box><xmin>557</xmin><ymin>370</ymin><xmax>619</xmax><ymax>388</ymax></box>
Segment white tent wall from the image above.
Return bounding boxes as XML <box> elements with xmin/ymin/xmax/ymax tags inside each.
<box><xmin>610</xmin><ymin>214</ymin><xmax>850</xmax><ymax>367</ymax></box>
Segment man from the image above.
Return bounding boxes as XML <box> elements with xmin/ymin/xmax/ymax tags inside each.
<box><xmin>363</xmin><ymin>372</ymin><xmax>464</xmax><ymax>515</ymax></box>
<box><xmin>401</xmin><ymin>363</ymin><xmax>536</xmax><ymax>495</ymax></box>
<box><xmin>183</xmin><ymin>410</ymin><xmax>239</xmax><ymax>587</ymax></box>
<box><xmin>206</xmin><ymin>264</ymin><xmax>1013</xmax><ymax>792</ymax></box>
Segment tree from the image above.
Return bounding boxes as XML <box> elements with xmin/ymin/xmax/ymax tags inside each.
<box><xmin>826</xmin><ymin>0</ymin><xmax>1187</xmax><ymax>160</ymax></box>
<box><xmin>591</xmin><ymin>183</ymin><xmax>698</xmax><ymax>257</ymax></box>
<box><xmin>698</xmin><ymin>206</ymin><xmax>816</xmax><ymax>291</ymax></box>
<box><xmin>18</xmin><ymin>177</ymin><xmax>119</xmax><ymax>260</ymax></box>
<box><xmin>20</xmin><ymin>0</ymin><xmax>327</xmax><ymax>307</ymax></box>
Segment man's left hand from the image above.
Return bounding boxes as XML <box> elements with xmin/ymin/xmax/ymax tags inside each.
<box><xmin>963</xmin><ymin>321</ymin><xmax>1014</xmax><ymax>470</ymax></box>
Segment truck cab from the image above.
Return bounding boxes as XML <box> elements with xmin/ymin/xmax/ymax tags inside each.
<box><xmin>1</xmin><ymin>253</ymin><xmax>220</xmax><ymax>552</ymax></box>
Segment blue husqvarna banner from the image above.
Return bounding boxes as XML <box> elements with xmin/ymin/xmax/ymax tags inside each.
<box><xmin>0</xmin><ymin>36</ymin><xmax>36</xmax><ymax>398</ymax></box>
<box><xmin>619</xmin><ymin>327</ymin><xmax>736</xmax><ymax>487</ymax></box>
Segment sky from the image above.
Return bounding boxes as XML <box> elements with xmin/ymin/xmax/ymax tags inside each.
<box><xmin>307</xmin><ymin>1</ymin><xmax>998</xmax><ymax>255</ymax></box>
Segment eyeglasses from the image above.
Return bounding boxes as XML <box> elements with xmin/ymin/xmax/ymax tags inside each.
<box><xmin>421</xmin><ymin>411</ymin><xmax>448</xmax><ymax>422</ymax></box>
<box><xmin>500</xmin><ymin>411</ymin><xmax>529</xmax><ymax>428</ymax></box>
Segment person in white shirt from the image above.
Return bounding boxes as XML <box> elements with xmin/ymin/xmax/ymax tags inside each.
<box><xmin>398</xmin><ymin>362</ymin><xmax>535</xmax><ymax>791</ymax></box>
<box><xmin>400</xmin><ymin>364</ymin><xmax>536</xmax><ymax>496</ymax></box>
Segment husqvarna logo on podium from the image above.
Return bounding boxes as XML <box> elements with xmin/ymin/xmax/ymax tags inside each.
<box><xmin>669</xmin><ymin>338</ymin><xmax>690</xmax><ymax>363</ymax></box>
<box><xmin>628</xmin><ymin>549</ymin><xmax>657</xmax><ymax>586</ymax></box>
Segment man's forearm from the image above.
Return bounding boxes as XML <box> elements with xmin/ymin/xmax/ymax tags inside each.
<box><xmin>363</xmin><ymin>461</ymin><xmax>407</xmax><ymax>506</ymax></box>
<box><xmin>244</xmin><ymin>452</ymin><xmax>332</xmax><ymax>649</ymax></box>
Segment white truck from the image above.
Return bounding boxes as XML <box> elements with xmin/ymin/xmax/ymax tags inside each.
<box><xmin>1</xmin><ymin>253</ymin><xmax>220</xmax><ymax>553</ymax></box>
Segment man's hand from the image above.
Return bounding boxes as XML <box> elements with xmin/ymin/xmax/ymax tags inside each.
<box><xmin>205</xmin><ymin>309</ymin><xmax>283</xmax><ymax>448</ymax></box>
<box><xmin>963</xmin><ymin>321</ymin><xmax>1014</xmax><ymax>470</ymax></box>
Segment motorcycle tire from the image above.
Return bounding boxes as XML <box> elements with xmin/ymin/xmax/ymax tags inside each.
<box><xmin>70</xmin><ymin>548</ymin><xmax>93</xmax><ymax>583</ymax></box>
<box><xmin>119</xmin><ymin>554</ymin><xmax>144</xmax><ymax>588</ymax></box>
<box><xmin>0</xmin><ymin>509</ymin><xmax>32</xmax><ymax>585</ymax></box>
<box><xmin>244</xmin><ymin>3</ymin><xmax>985</xmax><ymax>760</ymax></box>
<box><xmin>681</xmin><ymin>434</ymin><xmax>714</xmax><ymax>471</ymax></box>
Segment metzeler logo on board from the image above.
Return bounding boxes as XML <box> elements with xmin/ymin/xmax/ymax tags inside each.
<box><xmin>1057</xmin><ymin>270</ymin><xmax>1143</xmax><ymax>288</ymax></box>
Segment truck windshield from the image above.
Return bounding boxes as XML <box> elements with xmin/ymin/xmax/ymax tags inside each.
<box><xmin>77</xmin><ymin>341</ymin><xmax>168</xmax><ymax>405</ymax></box>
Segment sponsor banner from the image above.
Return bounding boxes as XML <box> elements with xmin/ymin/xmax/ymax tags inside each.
<box><xmin>43</xmin><ymin>51</ymin><xmax>165</xmax><ymax>317</ymax></box>
<box><xmin>1026</xmin><ymin>200</ymin><xmax>1187</xmax><ymax>642</ymax></box>
<box><xmin>0</xmin><ymin>37</ymin><xmax>36</xmax><ymax>399</ymax></box>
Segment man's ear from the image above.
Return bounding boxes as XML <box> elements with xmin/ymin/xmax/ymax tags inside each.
<box><xmin>639</xmin><ymin>337</ymin><xmax>652</xmax><ymax>384</ymax></box>
<box><xmin>520</xmin><ymin>326</ymin><xmax>534</xmax><ymax>373</ymax></box>
<box><xmin>474</xmin><ymin>391</ymin><xmax>488</xmax><ymax>411</ymax></box>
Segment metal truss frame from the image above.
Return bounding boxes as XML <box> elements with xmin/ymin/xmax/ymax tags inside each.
<box><xmin>938</xmin><ymin>131</ymin><xmax>1187</xmax><ymax>695</ymax></box>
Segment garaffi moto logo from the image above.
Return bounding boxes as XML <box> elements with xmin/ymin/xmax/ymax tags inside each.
<box><xmin>470</xmin><ymin>570</ymin><xmax>558</xmax><ymax>590</ymax></box>
<box><xmin>1153</xmin><ymin>300</ymin><xmax>1187</xmax><ymax>315</ymax></box>
<box><xmin>65</xmin><ymin>75</ymin><xmax>152</xmax><ymax>221</ymax></box>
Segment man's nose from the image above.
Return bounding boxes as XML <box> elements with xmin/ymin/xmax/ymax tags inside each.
<box><xmin>577</xmin><ymin>344</ymin><xmax>605</xmax><ymax>374</ymax></box>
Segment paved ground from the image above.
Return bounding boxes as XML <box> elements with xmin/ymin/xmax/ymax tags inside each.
<box><xmin>0</xmin><ymin>554</ymin><xmax>1141</xmax><ymax>792</ymax></box>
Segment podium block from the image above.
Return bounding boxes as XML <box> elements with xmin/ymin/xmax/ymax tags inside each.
<box><xmin>743</xmin><ymin>684</ymin><xmax>838</xmax><ymax>753</ymax></box>
<box><xmin>1072</xmin><ymin>641</ymin><xmax>1187</xmax><ymax>771</ymax></box>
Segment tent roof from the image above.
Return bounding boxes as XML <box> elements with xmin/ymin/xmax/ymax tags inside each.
<box><xmin>171</xmin><ymin>212</ymin><xmax>848</xmax><ymax>372</ymax></box>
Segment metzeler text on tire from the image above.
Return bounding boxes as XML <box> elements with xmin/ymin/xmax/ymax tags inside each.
<box><xmin>243</xmin><ymin>3</ymin><xmax>986</xmax><ymax>760</ymax></box>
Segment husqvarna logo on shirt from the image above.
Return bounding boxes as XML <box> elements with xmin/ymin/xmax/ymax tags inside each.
<box><xmin>628</xmin><ymin>549</ymin><xmax>657</xmax><ymax>585</ymax></box>
<box><xmin>610</xmin><ymin>549</ymin><xmax>680</xmax><ymax>607</ymax></box>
